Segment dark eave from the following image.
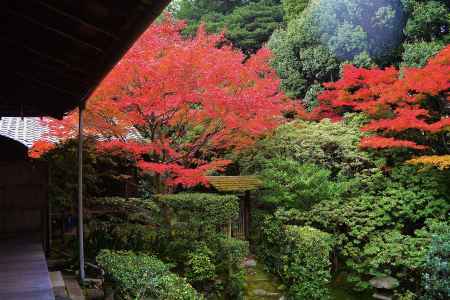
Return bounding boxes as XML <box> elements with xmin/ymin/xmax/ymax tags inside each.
<box><xmin>1</xmin><ymin>0</ymin><xmax>171</xmax><ymax>119</ymax></box>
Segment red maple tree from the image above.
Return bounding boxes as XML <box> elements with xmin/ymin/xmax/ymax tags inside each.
<box><xmin>317</xmin><ymin>45</ymin><xmax>450</xmax><ymax>152</ymax></box>
<box><xmin>35</xmin><ymin>17</ymin><xmax>291</xmax><ymax>187</ymax></box>
<box><xmin>28</xmin><ymin>140</ymin><xmax>56</xmax><ymax>159</ymax></box>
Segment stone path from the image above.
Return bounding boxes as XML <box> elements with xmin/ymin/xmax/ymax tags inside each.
<box><xmin>243</xmin><ymin>257</ymin><xmax>284</xmax><ymax>300</ymax></box>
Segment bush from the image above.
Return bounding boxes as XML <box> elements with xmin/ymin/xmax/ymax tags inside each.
<box><xmin>38</xmin><ymin>139</ymin><xmax>138</xmax><ymax>212</ymax></box>
<box><xmin>155</xmin><ymin>193</ymin><xmax>239</xmax><ymax>237</ymax></box>
<box><xmin>215</xmin><ymin>238</ymin><xmax>249</xmax><ymax>299</ymax></box>
<box><xmin>82</xmin><ymin>193</ymin><xmax>247</xmax><ymax>298</ymax></box>
<box><xmin>155</xmin><ymin>193</ymin><xmax>239</xmax><ymax>261</ymax></box>
<box><xmin>422</xmin><ymin>222</ymin><xmax>450</xmax><ymax>300</ymax></box>
<box><xmin>260</xmin><ymin>159</ymin><xmax>348</xmax><ymax>209</ymax></box>
<box><xmin>84</xmin><ymin>197</ymin><xmax>162</xmax><ymax>258</ymax></box>
<box><xmin>97</xmin><ymin>250</ymin><xmax>201</xmax><ymax>300</ymax></box>
<box><xmin>73</xmin><ymin>193</ymin><xmax>248</xmax><ymax>298</ymax></box>
<box><xmin>259</xmin><ymin>220</ymin><xmax>333</xmax><ymax>299</ymax></box>
<box><xmin>187</xmin><ymin>244</ymin><xmax>216</xmax><ymax>284</ymax></box>
<box><xmin>283</xmin><ymin>226</ymin><xmax>333</xmax><ymax>299</ymax></box>
<box><xmin>261</xmin><ymin>165</ymin><xmax>450</xmax><ymax>292</ymax></box>
<box><xmin>155</xmin><ymin>193</ymin><xmax>248</xmax><ymax>298</ymax></box>
<box><xmin>258</xmin><ymin>214</ymin><xmax>286</xmax><ymax>273</ymax></box>
<box><xmin>87</xmin><ymin>222</ymin><xmax>157</xmax><ymax>257</ymax></box>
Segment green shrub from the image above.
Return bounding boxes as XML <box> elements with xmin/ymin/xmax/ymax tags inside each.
<box><xmin>84</xmin><ymin>197</ymin><xmax>162</xmax><ymax>257</ymax></box>
<box><xmin>87</xmin><ymin>222</ymin><xmax>157</xmax><ymax>257</ymax></box>
<box><xmin>260</xmin><ymin>159</ymin><xmax>348</xmax><ymax>209</ymax></box>
<box><xmin>422</xmin><ymin>222</ymin><xmax>450</xmax><ymax>300</ymax></box>
<box><xmin>261</xmin><ymin>165</ymin><xmax>450</xmax><ymax>292</ymax></box>
<box><xmin>259</xmin><ymin>220</ymin><xmax>333</xmax><ymax>299</ymax></box>
<box><xmin>282</xmin><ymin>0</ymin><xmax>309</xmax><ymax>23</ymax></box>
<box><xmin>155</xmin><ymin>193</ymin><xmax>239</xmax><ymax>238</ymax></box>
<box><xmin>155</xmin><ymin>193</ymin><xmax>239</xmax><ymax>260</ymax></box>
<box><xmin>283</xmin><ymin>226</ymin><xmax>333</xmax><ymax>299</ymax></box>
<box><xmin>215</xmin><ymin>238</ymin><xmax>249</xmax><ymax>299</ymax></box>
<box><xmin>155</xmin><ymin>193</ymin><xmax>247</xmax><ymax>298</ymax></box>
<box><xmin>97</xmin><ymin>250</ymin><xmax>201</xmax><ymax>300</ymax></box>
<box><xmin>258</xmin><ymin>214</ymin><xmax>287</xmax><ymax>273</ymax></box>
<box><xmin>38</xmin><ymin>139</ymin><xmax>138</xmax><ymax>212</ymax></box>
<box><xmin>187</xmin><ymin>244</ymin><xmax>216</xmax><ymax>283</ymax></box>
<box><xmin>83</xmin><ymin>193</ymin><xmax>247</xmax><ymax>298</ymax></box>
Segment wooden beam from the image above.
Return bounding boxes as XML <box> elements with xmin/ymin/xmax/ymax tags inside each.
<box><xmin>12</xmin><ymin>71</ymin><xmax>79</xmax><ymax>97</ymax></box>
<box><xmin>6</xmin><ymin>9</ymin><xmax>104</xmax><ymax>54</ymax></box>
<box><xmin>13</xmin><ymin>60</ymin><xmax>90</xmax><ymax>89</ymax></box>
<box><xmin>1</xmin><ymin>38</ymin><xmax>91</xmax><ymax>76</ymax></box>
<box><xmin>34</xmin><ymin>0</ymin><xmax>120</xmax><ymax>41</ymax></box>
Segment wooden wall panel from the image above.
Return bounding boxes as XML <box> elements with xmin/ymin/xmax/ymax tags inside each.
<box><xmin>0</xmin><ymin>162</ymin><xmax>48</xmax><ymax>238</ymax></box>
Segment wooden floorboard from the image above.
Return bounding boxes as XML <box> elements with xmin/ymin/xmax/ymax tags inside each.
<box><xmin>0</xmin><ymin>235</ymin><xmax>55</xmax><ymax>300</ymax></box>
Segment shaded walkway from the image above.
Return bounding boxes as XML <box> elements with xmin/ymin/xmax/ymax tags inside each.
<box><xmin>0</xmin><ymin>235</ymin><xmax>54</xmax><ymax>300</ymax></box>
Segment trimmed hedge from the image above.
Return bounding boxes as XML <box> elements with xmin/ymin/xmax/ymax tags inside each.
<box><xmin>283</xmin><ymin>225</ymin><xmax>333</xmax><ymax>299</ymax></box>
<box><xmin>155</xmin><ymin>193</ymin><xmax>239</xmax><ymax>228</ymax></box>
<box><xmin>97</xmin><ymin>250</ymin><xmax>201</xmax><ymax>300</ymax></box>
<box><xmin>259</xmin><ymin>220</ymin><xmax>333</xmax><ymax>299</ymax></box>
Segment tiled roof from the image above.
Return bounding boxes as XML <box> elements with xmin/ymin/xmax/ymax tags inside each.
<box><xmin>0</xmin><ymin>117</ymin><xmax>49</xmax><ymax>148</ymax></box>
<box><xmin>0</xmin><ymin>117</ymin><xmax>141</xmax><ymax>149</ymax></box>
<box><xmin>206</xmin><ymin>176</ymin><xmax>263</xmax><ymax>192</ymax></box>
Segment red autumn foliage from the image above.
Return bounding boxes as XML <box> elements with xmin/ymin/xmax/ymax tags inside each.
<box><xmin>29</xmin><ymin>140</ymin><xmax>56</xmax><ymax>158</ymax></box>
<box><xmin>318</xmin><ymin>45</ymin><xmax>450</xmax><ymax>151</ymax></box>
<box><xmin>39</xmin><ymin>17</ymin><xmax>291</xmax><ymax>187</ymax></box>
<box><xmin>359</xmin><ymin>136</ymin><xmax>427</xmax><ymax>150</ymax></box>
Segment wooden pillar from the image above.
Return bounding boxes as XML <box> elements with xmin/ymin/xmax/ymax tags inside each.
<box><xmin>43</xmin><ymin>163</ymin><xmax>50</xmax><ymax>254</ymax></box>
<box><xmin>47</xmin><ymin>163</ymin><xmax>52</xmax><ymax>253</ymax></box>
<box><xmin>78</xmin><ymin>105</ymin><xmax>85</xmax><ymax>283</ymax></box>
<box><xmin>244</xmin><ymin>191</ymin><xmax>251</xmax><ymax>240</ymax></box>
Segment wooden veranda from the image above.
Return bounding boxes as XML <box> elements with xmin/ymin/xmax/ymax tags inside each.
<box><xmin>0</xmin><ymin>235</ymin><xmax>54</xmax><ymax>300</ymax></box>
<box><xmin>1</xmin><ymin>1</ymin><xmax>171</xmax><ymax>299</ymax></box>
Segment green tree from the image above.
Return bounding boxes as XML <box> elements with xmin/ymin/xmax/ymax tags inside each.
<box><xmin>268</xmin><ymin>18</ymin><xmax>339</xmax><ymax>98</ymax></box>
<box><xmin>308</xmin><ymin>0</ymin><xmax>405</xmax><ymax>61</ymax></box>
<box><xmin>224</xmin><ymin>0</ymin><xmax>284</xmax><ymax>54</ymax></box>
<box><xmin>282</xmin><ymin>0</ymin><xmax>309</xmax><ymax>23</ymax></box>
<box><xmin>174</xmin><ymin>0</ymin><xmax>284</xmax><ymax>54</ymax></box>
<box><xmin>269</xmin><ymin>0</ymin><xmax>406</xmax><ymax>98</ymax></box>
<box><xmin>236</xmin><ymin>117</ymin><xmax>372</xmax><ymax>177</ymax></box>
<box><xmin>174</xmin><ymin>0</ymin><xmax>246</xmax><ymax>36</ymax></box>
<box><xmin>422</xmin><ymin>223</ymin><xmax>450</xmax><ymax>300</ymax></box>
<box><xmin>260</xmin><ymin>159</ymin><xmax>347</xmax><ymax>209</ymax></box>
<box><xmin>403</xmin><ymin>0</ymin><xmax>450</xmax><ymax>42</ymax></box>
<box><xmin>401</xmin><ymin>40</ymin><xmax>445</xmax><ymax>67</ymax></box>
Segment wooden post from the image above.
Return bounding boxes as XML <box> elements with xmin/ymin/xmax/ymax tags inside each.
<box><xmin>78</xmin><ymin>105</ymin><xmax>85</xmax><ymax>283</ymax></box>
<box><xmin>244</xmin><ymin>191</ymin><xmax>251</xmax><ymax>240</ymax></box>
<box><xmin>228</xmin><ymin>218</ymin><xmax>232</xmax><ymax>239</ymax></box>
<box><xmin>47</xmin><ymin>164</ymin><xmax>52</xmax><ymax>253</ymax></box>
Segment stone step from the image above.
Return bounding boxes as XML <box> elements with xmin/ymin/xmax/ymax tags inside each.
<box><xmin>50</xmin><ymin>271</ymin><xmax>68</xmax><ymax>299</ymax></box>
<box><xmin>64</xmin><ymin>276</ymin><xmax>85</xmax><ymax>300</ymax></box>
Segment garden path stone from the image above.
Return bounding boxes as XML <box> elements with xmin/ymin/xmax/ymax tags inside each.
<box><xmin>243</xmin><ymin>258</ymin><xmax>257</xmax><ymax>268</ymax></box>
<box><xmin>244</xmin><ymin>258</ymin><xmax>284</xmax><ymax>299</ymax></box>
<box><xmin>369</xmin><ymin>276</ymin><xmax>399</xmax><ymax>290</ymax></box>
